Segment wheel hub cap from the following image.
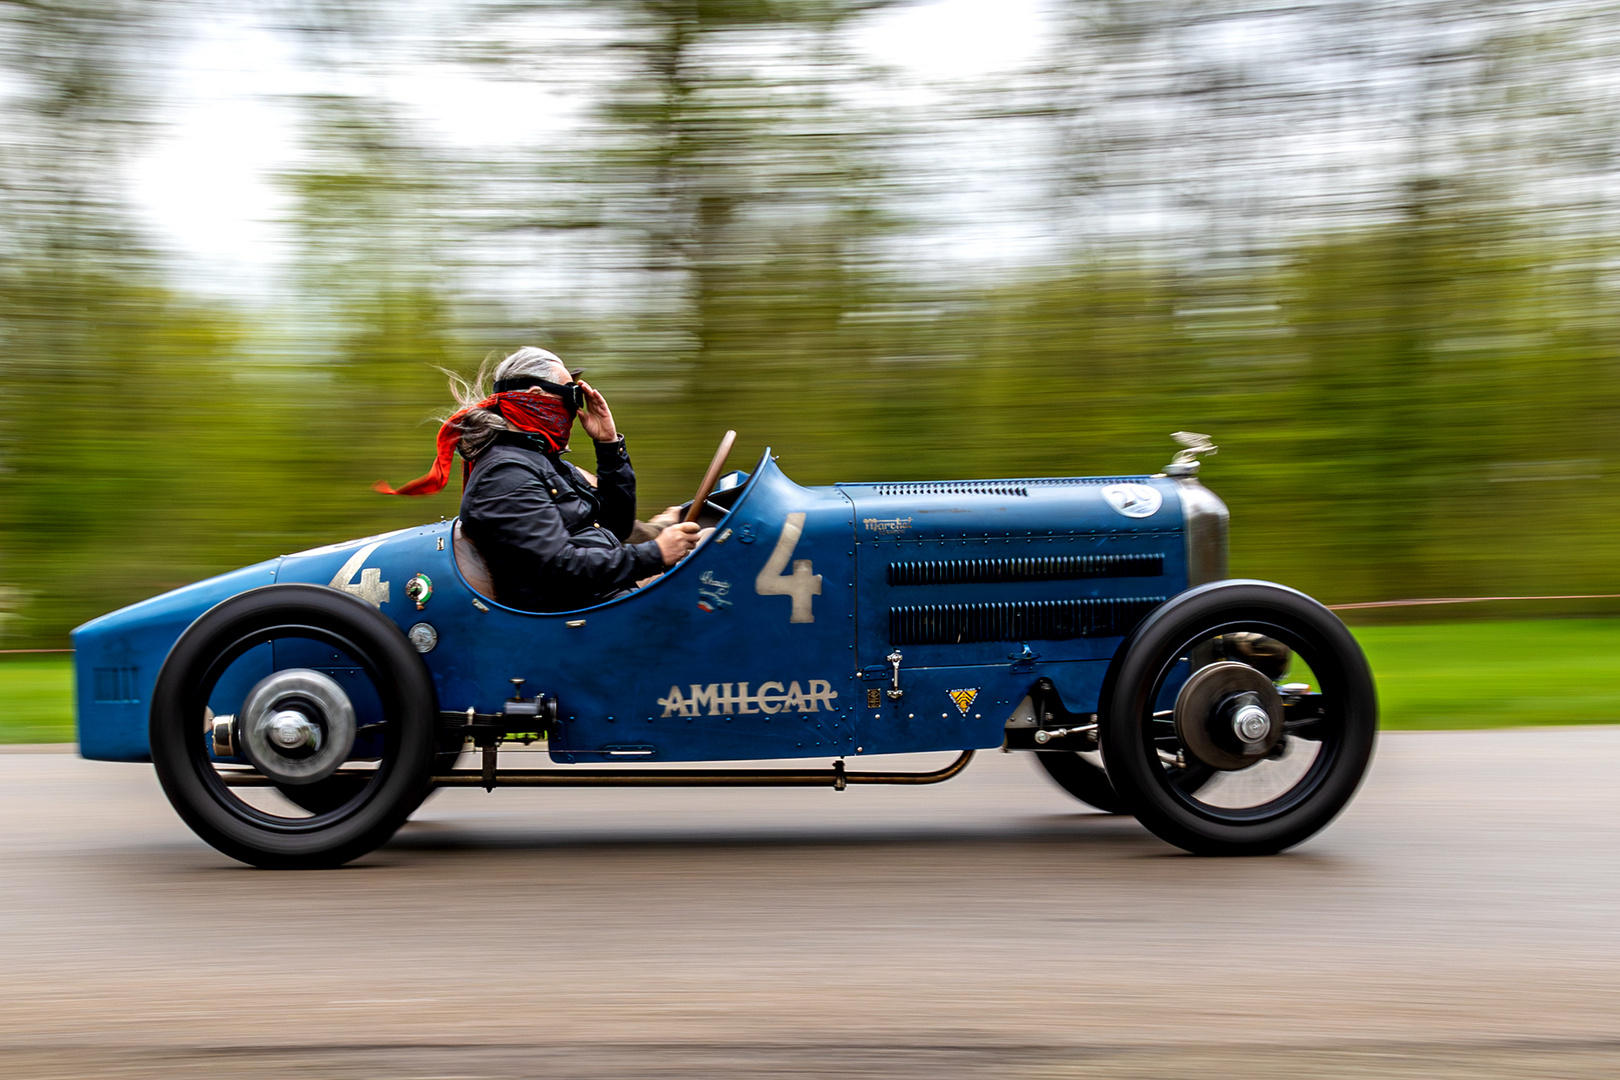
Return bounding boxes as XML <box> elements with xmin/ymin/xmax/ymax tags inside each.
<box><xmin>1174</xmin><ymin>660</ymin><xmax>1285</xmax><ymax>771</ymax></box>
<box><xmin>238</xmin><ymin>669</ymin><xmax>356</xmax><ymax>786</ymax></box>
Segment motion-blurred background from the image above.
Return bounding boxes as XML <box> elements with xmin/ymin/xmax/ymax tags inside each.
<box><xmin>3</xmin><ymin>1</ymin><xmax>1619</xmax><ymax>678</ymax></box>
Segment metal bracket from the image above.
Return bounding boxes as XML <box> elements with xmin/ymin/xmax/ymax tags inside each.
<box><xmin>439</xmin><ymin>691</ymin><xmax>559</xmax><ymax>791</ymax></box>
<box><xmin>482</xmin><ymin>743</ymin><xmax>498</xmax><ymax>792</ymax></box>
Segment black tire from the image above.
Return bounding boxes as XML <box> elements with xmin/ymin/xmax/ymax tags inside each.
<box><xmin>1098</xmin><ymin>580</ymin><xmax>1377</xmax><ymax>856</ymax></box>
<box><xmin>274</xmin><ymin>774</ymin><xmax>374</xmax><ymax>816</ymax></box>
<box><xmin>150</xmin><ymin>584</ymin><xmax>438</xmax><ymax>869</ymax></box>
<box><xmin>1036</xmin><ymin>750</ymin><xmax>1216</xmax><ymax>815</ymax></box>
<box><xmin>1035</xmin><ymin>751</ymin><xmax>1128</xmax><ymax>813</ymax></box>
<box><xmin>278</xmin><ymin>779</ymin><xmax>443</xmax><ymax>817</ymax></box>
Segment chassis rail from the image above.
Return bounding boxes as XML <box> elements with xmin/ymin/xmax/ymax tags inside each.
<box><xmin>218</xmin><ymin>749</ymin><xmax>975</xmax><ymax>791</ymax></box>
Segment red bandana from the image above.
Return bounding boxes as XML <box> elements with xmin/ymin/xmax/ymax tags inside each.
<box><xmin>374</xmin><ymin>391</ymin><xmax>574</xmax><ymax>496</ymax></box>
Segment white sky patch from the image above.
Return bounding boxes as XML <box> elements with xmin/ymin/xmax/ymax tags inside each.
<box><xmin>123</xmin><ymin>0</ymin><xmax>1053</xmax><ymax>296</ymax></box>
<box><xmin>128</xmin><ymin>17</ymin><xmax>305</xmax><ymax>291</ymax></box>
<box><xmin>385</xmin><ymin>68</ymin><xmax>579</xmax><ymax>150</ymax></box>
<box><xmin>863</xmin><ymin>0</ymin><xmax>1047</xmax><ymax>80</ymax></box>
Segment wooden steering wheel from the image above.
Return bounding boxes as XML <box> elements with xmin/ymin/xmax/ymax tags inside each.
<box><xmin>683</xmin><ymin>430</ymin><xmax>737</xmax><ymax>524</ymax></box>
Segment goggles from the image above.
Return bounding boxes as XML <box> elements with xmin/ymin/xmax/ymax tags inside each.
<box><xmin>493</xmin><ymin>376</ymin><xmax>586</xmax><ymax>414</ymax></box>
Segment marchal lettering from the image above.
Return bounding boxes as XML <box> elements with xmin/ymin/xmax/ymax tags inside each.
<box><xmin>862</xmin><ymin>516</ymin><xmax>913</xmax><ymax>536</ymax></box>
<box><xmin>658</xmin><ymin>680</ymin><xmax>839</xmax><ymax>717</ymax></box>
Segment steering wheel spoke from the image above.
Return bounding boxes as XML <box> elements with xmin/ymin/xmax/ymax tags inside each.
<box><xmin>685</xmin><ymin>430</ymin><xmax>737</xmax><ymax>523</ymax></box>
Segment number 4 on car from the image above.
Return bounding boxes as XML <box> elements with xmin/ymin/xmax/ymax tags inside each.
<box><xmin>72</xmin><ymin>432</ymin><xmax>1376</xmax><ymax>868</ymax></box>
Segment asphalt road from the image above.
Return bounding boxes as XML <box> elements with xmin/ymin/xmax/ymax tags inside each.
<box><xmin>4</xmin><ymin>729</ymin><xmax>1620</xmax><ymax>1079</ymax></box>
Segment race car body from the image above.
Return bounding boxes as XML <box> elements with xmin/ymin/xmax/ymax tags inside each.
<box><xmin>73</xmin><ymin>435</ymin><xmax>1377</xmax><ymax>867</ymax></box>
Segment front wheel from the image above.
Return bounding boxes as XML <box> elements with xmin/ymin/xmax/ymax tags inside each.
<box><xmin>1099</xmin><ymin>580</ymin><xmax>1377</xmax><ymax>856</ymax></box>
<box><xmin>150</xmin><ymin>584</ymin><xmax>439</xmax><ymax>869</ymax></box>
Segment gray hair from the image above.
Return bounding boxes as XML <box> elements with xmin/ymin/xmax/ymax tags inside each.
<box><xmin>446</xmin><ymin>347</ymin><xmax>570</xmax><ymax>460</ymax></box>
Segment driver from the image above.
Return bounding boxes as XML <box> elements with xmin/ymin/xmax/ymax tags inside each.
<box><xmin>376</xmin><ymin>347</ymin><xmax>701</xmax><ymax>611</ymax></box>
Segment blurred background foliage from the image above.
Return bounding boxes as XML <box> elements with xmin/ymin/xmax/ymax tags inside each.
<box><xmin>4</xmin><ymin>0</ymin><xmax>1620</xmax><ymax>646</ymax></box>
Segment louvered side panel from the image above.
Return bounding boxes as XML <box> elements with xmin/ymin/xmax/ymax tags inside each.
<box><xmin>873</xmin><ymin>482</ymin><xmax>1029</xmax><ymax>497</ymax></box>
<box><xmin>888</xmin><ymin>596</ymin><xmax>1166</xmax><ymax>646</ymax></box>
<box><xmin>886</xmin><ymin>553</ymin><xmax>1164</xmax><ymax>586</ymax></box>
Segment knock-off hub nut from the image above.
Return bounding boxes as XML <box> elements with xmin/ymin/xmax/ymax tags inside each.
<box><xmin>268</xmin><ymin>710</ymin><xmax>321</xmax><ymax>751</ymax></box>
<box><xmin>1232</xmin><ymin>701</ymin><xmax>1273</xmax><ymax>745</ymax></box>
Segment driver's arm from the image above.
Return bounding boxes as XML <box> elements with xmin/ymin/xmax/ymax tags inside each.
<box><xmin>589</xmin><ymin>435</ymin><xmax>638</xmax><ymax>542</ymax></box>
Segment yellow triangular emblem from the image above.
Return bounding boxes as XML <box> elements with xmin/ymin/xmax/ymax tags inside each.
<box><xmin>947</xmin><ymin>688</ymin><xmax>979</xmax><ymax>716</ymax></box>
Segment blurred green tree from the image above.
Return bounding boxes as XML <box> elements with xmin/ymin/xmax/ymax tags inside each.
<box><xmin>0</xmin><ymin>1</ymin><xmax>256</xmax><ymax>641</ymax></box>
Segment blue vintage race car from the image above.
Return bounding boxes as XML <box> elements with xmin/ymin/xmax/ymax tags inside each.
<box><xmin>73</xmin><ymin>433</ymin><xmax>1376</xmax><ymax>868</ymax></box>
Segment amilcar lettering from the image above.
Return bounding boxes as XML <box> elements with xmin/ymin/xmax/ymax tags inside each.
<box><xmin>658</xmin><ymin>680</ymin><xmax>838</xmax><ymax>717</ymax></box>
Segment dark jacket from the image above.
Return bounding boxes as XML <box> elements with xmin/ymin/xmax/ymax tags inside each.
<box><xmin>459</xmin><ymin>432</ymin><xmax>664</xmax><ymax>612</ymax></box>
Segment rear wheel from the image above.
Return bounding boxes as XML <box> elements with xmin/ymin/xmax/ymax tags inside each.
<box><xmin>150</xmin><ymin>584</ymin><xmax>438</xmax><ymax>869</ymax></box>
<box><xmin>1099</xmin><ymin>580</ymin><xmax>1377</xmax><ymax>855</ymax></box>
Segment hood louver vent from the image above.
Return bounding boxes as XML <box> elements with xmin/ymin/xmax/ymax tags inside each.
<box><xmin>1026</xmin><ymin>477</ymin><xmax>1149</xmax><ymax>486</ymax></box>
<box><xmin>890</xmin><ymin>596</ymin><xmax>1166</xmax><ymax>646</ymax></box>
<box><xmin>873</xmin><ymin>482</ymin><xmax>1028</xmax><ymax>497</ymax></box>
<box><xmin>861</xmin><ymin>477</ymin><xmax>1151</xmax><ymax>497</ymax></box>
<box><xmin>887</xmin><ymin>553</ymin><xmax>1163</xmax><ymax>586</ymax></box>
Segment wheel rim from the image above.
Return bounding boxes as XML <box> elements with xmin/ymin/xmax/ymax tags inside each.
<box><xmin>186</xmin><ymin>623</ymin><xmax>401</xmax><ymax>834</ymax></box>
<box><xmin>1137</xmin><ymin>617</ymin><xmax>1348</xmax><ymax>825</ymax></box>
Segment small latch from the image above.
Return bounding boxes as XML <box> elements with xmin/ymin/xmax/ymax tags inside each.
<box><xmin>1009</xmin><ymin>644</ymin><xmax>1041</xmax><ymax>673</ymax></box>
<box><xmin>886</xmin><ymin>650</ymin><xmax>904</xmax><ymax>700</ymax></box>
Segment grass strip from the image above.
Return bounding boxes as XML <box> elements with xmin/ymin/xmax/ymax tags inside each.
<box><xmin>1351</xmin><ymin>618</ymin><xmax>1620</xmax><ymax>729</ymax></box>
<box><xmin>0</xmin><ymin>657</ymin><xmax>76</xmax><ymax>743</ymax></box>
